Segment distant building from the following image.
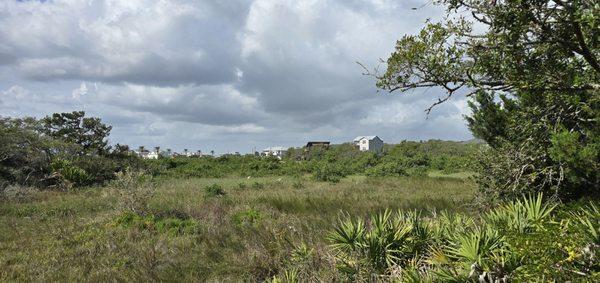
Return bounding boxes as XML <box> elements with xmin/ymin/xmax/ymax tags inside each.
<box><xmin>305</xmin><ymin>141</ymin><xmax>330</xmax><ymax>150</ymax></box>
<box><xmin>145</xmin><ymin>146</ymin><xmax>161</xmax><ymax>159</ymax></box>
<box><xmin>353</xmin><ymin>136</ymin><xmax>384</xmax><ymax>153</ymax></box>
<box><xmin>146</xmin><ymin>151</ymin><xmax>159</xmax><ymax>159</ymax></box>
<box><xmin>262</xmin><ymin>146</ymin><xmax>288</xmax><ymax>159</ymax></box>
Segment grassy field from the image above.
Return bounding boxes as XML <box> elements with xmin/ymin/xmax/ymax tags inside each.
<box><xmin>0</xmin><ymin>175</ymin><xmax>476</xmax><ymax>281</ymax></box>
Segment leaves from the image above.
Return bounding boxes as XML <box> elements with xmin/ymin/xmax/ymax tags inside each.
<box><xmin>377</xmin><ymin>0</ymin><xmax>600</xmax><ymax>202</ymax></box>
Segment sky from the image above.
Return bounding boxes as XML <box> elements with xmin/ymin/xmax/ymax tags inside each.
<box><xmin>0</xmin><ymin>0</ymin><xmax>472</xmax><ymax>154</ymax></box>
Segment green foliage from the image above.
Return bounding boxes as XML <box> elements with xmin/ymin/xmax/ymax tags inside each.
<box><xmin>0</xmin><ymin>117</ymin><xmax>60</xmax><ymax>188</ymax></box>
<box><xmin>204</xmin><ymin>183</ymin><xmax>226</xmax><ymax>198</ymax></box>
<box><xmin>51</xmin><ymin>159</ymin><xmax>91</xmax><ymax>187</ymax></box>
<box><xmin>574</xmin><ymin>202</ymin><xmax>600</xmax><ymax>245</ymax></box>
<box><xmin>328</xmin><ymin>194</ymin><xmax>599</xmax><ymax>281</ymax></box>
<box><xmin>232</xmin><ymin>208</ymin><xmax>262</xmax><ymax>226</ymax></box>
<box><xmin>41</xmin><ymin>111</ymin><xmax>112</xmax><ymax>155</ymax></box>
<box><xmin>251</xmin><ymin>182</ymin><xmax>265</xmax><ymax>189</ymax></box>
<box><xmin>376</xmin><ymin>0</ymin><xmax>600</xmax><ymax>201</ymax></box>
<box><xmin>291</xmin><ymin>179</ymin><xmax>304</xmax><ymax>189</ymax></box>
<box><xmin>328</xmin><ymin>210</ymin><xmax>430</xmax><ymax>279</ymax></box>
<box><xmin>1</xmin><ymin>114</ymin><xmax>142</xmax><ymax>189</ymax></box>
<box><xmin>313</xmin><ymin>162</ymin><xmax>347</xmax><ymax>183</ymax></box>
<box><xmin>146</xmin><ymin>140</ymin><xmax>480</xmax><ymax>181</ymax></box>
<box><xmin>114</xmin><ymin>212</ymin><xmax>199</xmax><ymax>236</ymax></box>
<box><xmin>365</xmin><ymin>161</ymin><xmax>406</xmax><ymax>177</ymax></box>
<box><xmin>485</xmin><ymin>193</ymin><xmax>556</xmax><ymax>233</ymax></box>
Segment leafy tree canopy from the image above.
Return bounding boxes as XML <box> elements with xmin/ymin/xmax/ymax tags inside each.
<box><xmin>375</xmin><ymin>0</ymin><xmax>599</xmax><ymax>201</ymax></box>
<box><xmin>41</xmin><ymin>111</ymin><xmax>112</xmax><ymax>155</ymax></box>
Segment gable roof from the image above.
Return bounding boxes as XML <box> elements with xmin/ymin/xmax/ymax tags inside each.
<box><xmin>353</xmin><ymin>136</ymin><xmax>380</xmax><ymax>142</ymax></box>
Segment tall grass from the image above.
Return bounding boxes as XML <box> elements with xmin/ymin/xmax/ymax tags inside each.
<box><xmin>0</xmin><ymin>175</ymin><xmax>475</xmax><ymax>281</ymax></box>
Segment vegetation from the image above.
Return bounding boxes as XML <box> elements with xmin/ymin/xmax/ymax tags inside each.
<box><xmin>1</xmin><ymin>175</ymin><xmax>476</xmax><ymax>281</ymax></box>
<box><xmin>375</xmin><ymin>0</ymin><xmax>599</xmax><ymax>202</ymax></box>
<box><xmin>327</xmin><ymin>194</ymin><xmax>599</xmax><ymax>282</ymax></box>
<box><xmin>0</xmin><ymin>112</ymin><xmax>142</xmax><ymax>189</ymax></box>
<box><xmin>145</xmin><ymin>140</ymin><xmax>479</xmax><ymax>180</ymax></box>
<box><xmin>1</xmin><ymin>0</ymin><xmax>599</xmax><ymax>281</ymax></box>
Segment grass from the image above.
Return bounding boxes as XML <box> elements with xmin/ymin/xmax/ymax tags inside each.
<box><xmin>0</xmin><ymin>175</ymin><xmax>476</xmax><ymax>281</ymax></box>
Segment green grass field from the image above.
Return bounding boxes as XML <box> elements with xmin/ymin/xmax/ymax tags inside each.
<box><xmin>0</xmin><ymin>175</ymin><xmax>476</xmax><ymax>281</ymax></box>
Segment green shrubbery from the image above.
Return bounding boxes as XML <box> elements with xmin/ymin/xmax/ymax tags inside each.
<box><xmin>313</xmin><ymin>162</ymin><xmax>348</xmax><ymax>183</ymax></box>
<box><xmin>204</xmin><ymin>184</ymin><xmax>226</xmax><ymax>198</ymax></box>
<box><xmin>327</xmin><ymin>194</ymin><xmax>600</xmax><ymax>281</ymax></box>
<box><xmin>146</xmin><ymin>140</ymin><xmax>479</xmax><ymax>181</ymax></box>
<box><xmin>1</xmin><ymin>112</ymin><xmax>143</xmax><ymax>190</ymax></box>
<box><xmin>114</xmin><ymin>212</ymin><xmax>200</xmax><ymax>236</ymax></box>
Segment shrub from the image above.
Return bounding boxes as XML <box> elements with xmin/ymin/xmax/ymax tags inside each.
<box><xmin>111</xmin><ymin>170</ymin><xmax>155</xmax><ymax>215</ymax></box>
<box><xmin>51</xmin><ymin>159</ymin><xmax>92</xmax><ymax>187</ymax></box>
<box><xmin>365</xmin><ymin>162</ymin><xmax>406</xmax><ymax>177</ymax></box>
<box><xmin>328</xmin><ymin>210</ymin><xmax>429</xmax><ymax>279</ymax></box>
<box><xmin>204</xmin><ymin>184</ymin><xmax>226</xmax><ymax>198</ymax></box>
<box><xmin>232</xmin><ymin>208</ymin><xmax>262</xmax><ymax>226</ymax></box>
<box><xmin>484</xmin><ymin>193</ymin><xmax>556</xmax><ymax>233</ymax></box>
<box><xmin>314</xmin><ymin>163</ymin><xmax>347</xmax><ymax>183</ymax></box>
<box><xmin>326</xmin><ymin>195</ymin><xmax>600</xmax><ymax>281</ymax></box>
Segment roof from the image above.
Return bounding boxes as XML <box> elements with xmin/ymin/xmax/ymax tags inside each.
<box><xmin>306</xmin><ymin>141</ymin><xmax>330</xmax><ymax>147</ymax></box>
<box><xmin>353</xmin><ymin>136</ymin><xmax>380</xmax><ymax>142</ymax></box>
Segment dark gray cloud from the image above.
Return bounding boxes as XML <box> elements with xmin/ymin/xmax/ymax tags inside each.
<box><xmin>1</xmin><ymin>0</ymin><xmax>249</xmax><ymax>86</ymax></box>
<box><xmin>0</xmin><ymin>0</ymin><xmax>471</xmax><ymax>153</ymax></box>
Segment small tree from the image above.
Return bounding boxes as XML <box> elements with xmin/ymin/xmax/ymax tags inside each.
<box><xmin>41</xmin><ymin>111</ymin><xmax>112</xmax><ymax>155</ymax></box>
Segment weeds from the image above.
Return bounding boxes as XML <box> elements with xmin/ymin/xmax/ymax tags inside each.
<box><xmin>327</xmin><ymin>194</ymin><xmax>599</xmax><ymax>281</ymax></box>
<box><xmin>111</xmin><ymin>170</ymin><xmax>155</xmax><ymax>215</ymax></box>
<box><xmin>204</xmin><ymin>184</ymin><xmax>226</xmax><ymax>198</ymax></box>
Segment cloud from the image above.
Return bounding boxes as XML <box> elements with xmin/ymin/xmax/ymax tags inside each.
<box><xmin>0</xmin><ymin>0</ymin><xmax>471</xmax><ymax>153</ymax></box>
<box><xmin>89</xmin><ymin>83</ymin><xmax>266</xmax><ymax>126</ymax></box>
<box><xmin>0</xmin><ymin>0</ymin><xmax>249</xmax><ymax>85</ymax></box>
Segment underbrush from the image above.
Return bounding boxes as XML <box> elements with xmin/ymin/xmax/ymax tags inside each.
<box><xmin>0</xmin><ymin>175</ymin><xmax>475</xmax><ymax>281</ymax></box>
<box><xmin>318</xmin><ymin>194</ymin><xmax>599</xmax><ymax>282</ymax></box>
<box><xmin>113</xmin><ymin>211</ymin><xmax>200</xmax><ymax>236</ymax></box>
<box><xmin>144</xmin><ymin>140</ymin><xmax>479</xmax><ymax>181</ymax></box>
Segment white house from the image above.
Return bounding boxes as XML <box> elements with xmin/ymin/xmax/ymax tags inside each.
<box><xmin>147</xmin><ymin>150</ymin><xmax>160</xmax><ymax>159</ymax></box>
<box><xmin>353</xmin><ymin>136</ymin><xmax>384</xmax><ymax>153</ymax></box>
<box><xmin>262</xmin><ymin>146</ymin><xmax>288</xmax><ymax>159</ymax></box>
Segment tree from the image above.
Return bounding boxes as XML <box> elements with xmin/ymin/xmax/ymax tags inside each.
<box><xmin>373</xmin><ymin>0</ymin><xmax>599</xmax><ymax>201</ymax></box>
<box><xmin>41</xmin><ymin>111</ymin><xmax>112</xmax><ymax>155</ymax></box>
<box><xmin>0</xmin><ymin>117</ymin><xmax>77</xmax><ymax>188</ymax></box>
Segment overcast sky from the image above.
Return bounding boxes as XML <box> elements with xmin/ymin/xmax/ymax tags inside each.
<box><xmin>0</xmin><ymin>0</ymin><xmax>472</xmax><ymax>153</ymax></box>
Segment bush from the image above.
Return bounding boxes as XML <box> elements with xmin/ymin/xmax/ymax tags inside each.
<box><xmin>327</xmin><ymin>194</ymin><xmax>600</xmax><ymax>281</ymax></box>
<box><xmin>204</xmin><ymin>184</ymin><xmax>226</xmax><ymax>198</ymax></box>
<box><xmin>111</xmin><ymin>170</ymin><xmax>155</xmax><ymax>215</ymax></box>
<box><xmin>232</xmin><ymin>208</ymin><xmax>262</xmax><ymax>226</ymax></box>
<box><xmin>314</xmin><ymin>163</ymin><xmax>347</xmax><ymax>183</ymax></box>
<box><xmin>51</xmin><ymin>159</ymin><xmax>92</xmax><ymax>187</ymax></box>
<box><xmin>365</xmin><ymin>162</ymin><xmax>406</xmax><ymax>177</ymax></box>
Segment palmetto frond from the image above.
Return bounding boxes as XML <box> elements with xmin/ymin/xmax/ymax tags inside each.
<box><xmin>328</xmin><ymin>215</ymin><xmax>366</xmax><ymax>253</ymax></box>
